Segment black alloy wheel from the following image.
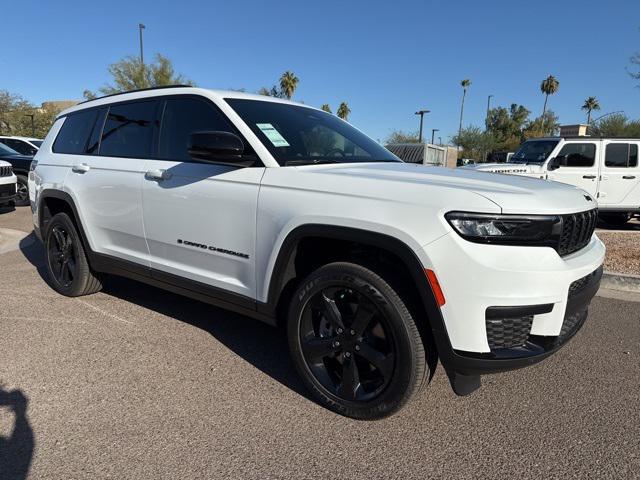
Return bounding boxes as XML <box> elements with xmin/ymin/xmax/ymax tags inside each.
<box><xmin>299</xmin><ymin>286</ymin><xmax>395</xmax><ymax>402</ymax></box>
<box><xmin>47</xmin><ymin>225</ymin><xmax>77</xmax><ymax>289</ymax></box>
<box><xmin>44</xmin><ymin>212</ymin><xmax>102</xmax><ymax>297</ymax></box>
<box><xmin>288</xmin><ymin>262</ymin><xmax>427</xmax><ymax>419</ymax></box>
<box><xmin>15</xmin><ymin>175</ymin><xmax>29</xmax><ymax>207</ymax></box>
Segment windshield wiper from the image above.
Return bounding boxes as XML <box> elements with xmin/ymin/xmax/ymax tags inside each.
<box><xmin>284</xmin><ymin>159</ymin><xmax>343</xmax><ymax>166</ymax></box>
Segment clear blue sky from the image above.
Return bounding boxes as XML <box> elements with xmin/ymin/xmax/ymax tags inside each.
<box><xmin>3</xmin><ymin>0</ymin><xmax>640</xmax><ymax>143</ymax></box>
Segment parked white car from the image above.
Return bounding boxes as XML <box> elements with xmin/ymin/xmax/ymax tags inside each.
<box><xmin>30</xmin><ymin>86</ymin><xmax>605</xmax><ymax>418</ymax></box>
<box><xmin>0</xmin><ymin>136</ymin><xmax>43</xmax><ymax>156</ymax></box>
<box><xmin>0</xmin><ymin>160</ymin><xmax>17</xmax><ymax>207</ymax></box>
<box><xmin>468</xmin><ymin>137</ymin><xmax>640</xmax><ymax>225</ymax></box>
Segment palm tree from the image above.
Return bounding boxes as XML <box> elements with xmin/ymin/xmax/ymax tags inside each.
<box><xmin>458</xmin><ymin>79</ymin><xmax>472</xmax><ymax>140</ymax></box>
<box><xmin>320</xmin><ymin>104</ymin><xmax>332</xmax><ymax>113</ymax></box>
<box><xmin>582</xmin><ymin>96</ymin><xmax>601</xmax><ymax>124</ymax></box>
<box><xmin>540</xmin><ymin>75</ymin><xmax>560</xmax><ymax>116</ymax></box>
<box><xmin>337</xmin><ymin>102</ymin><xmax>351</xmax><ymax>121</ymax></box>
<box><xmin>279</xmin><ymin>71</ymin><xmax>299</xmax><ymax>99</ymax></box>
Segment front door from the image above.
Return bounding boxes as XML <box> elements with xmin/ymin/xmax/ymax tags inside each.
<box><xmin>598</xmin><ymin>141</ymin><xmax>640</xmax><ymax>207</ymax></box>
<box><xmin>141</xmin><ymin>95</ymin><xmax>263</xmax><ymax>300</ymax></box>
<box><xmin>547</xmin><ymin>141</ymin><xmax>600</xmax><ymax>198</ymax></box>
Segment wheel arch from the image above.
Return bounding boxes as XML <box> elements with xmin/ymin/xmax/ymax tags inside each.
<box><xmin>38</xmin><ymin>189</ymin><xmax>92</xmax><ymax>254</ymax></box>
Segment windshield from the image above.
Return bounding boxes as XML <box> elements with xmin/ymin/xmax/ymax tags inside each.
<box><xmin>510</xmin><ymin>140</ymin><xmax>559</xmax><ymax>164</ymax></box>
<box><xmin>0</xmin><ymin>142</ymin><xmax>20</xmax><ymax>155</ymax></box>
<box><xmin>30</xmin><ymin>140</ymin><xmax>43</xmax><ymax>147</ymax></box>
<box><xmin>225</xmin><ymin>99</ymin><xmax>400</xmax><ymax>166</ymax></box>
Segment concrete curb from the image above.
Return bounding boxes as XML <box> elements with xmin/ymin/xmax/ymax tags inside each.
<box><xmin>0</xmin><ymin>228</ymin><xmax>33</xmax><ymax>254</ymax></box>
<box><xmin>601</xmin><ymin>271</ymin><xmax>640</xmax><ymax>294</ymax></box>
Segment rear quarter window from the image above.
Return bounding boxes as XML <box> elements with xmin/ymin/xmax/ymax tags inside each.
<box><xmin>52</xmin><ymin>109</ymin><xmax>99</xmax><ymax>154</ymax></box>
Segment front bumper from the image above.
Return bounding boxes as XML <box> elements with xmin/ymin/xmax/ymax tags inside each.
<box><xmin>0</xmin><ymin>179</ymin><xmax>17</xmax><ymax>205</ymax></box>
<box><xmin>448</xmin><ymin>265</ymin><xmax>601</xmax><ymax>375</ymax></box>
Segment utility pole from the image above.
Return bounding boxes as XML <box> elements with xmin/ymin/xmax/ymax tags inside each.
<box><xmin>431</xmin><ymin>128</ymin><xmax>439</xmax><ymax>145</ymax></box>
<box><xmin>138</xmin><ymin>23</ymin><xmax>146</xmax><ymax>65</ymax></box>
<box><xmin>415</xmin><ymin>109</ymin><xmax>430</xmax><ymax>143</ymax></box>
<box><xmin>24</xmin><ymin>114</ymin><xmax>35</xmax><ymax>137</ymax></box>
<box><xmin>486</xmin><ymin>94</ymin><xmax>493</xmax><ymax>129</ymax></box>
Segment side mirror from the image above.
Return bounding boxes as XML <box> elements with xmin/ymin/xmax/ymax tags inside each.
<box><xmin>547</xmin><ymin>156</ymin><xmax>560</xmax><ymax>171</ymax></box>
<box><xmin>188</xmin><ymin>131</ymin><xmax>254</xmax><ymax>167</ymax></box>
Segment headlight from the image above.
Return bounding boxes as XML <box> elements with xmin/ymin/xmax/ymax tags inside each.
<box><xmin>445</xmin><ymin>211</ymin><xmax>562</xmax><ymax>247</ymax></box>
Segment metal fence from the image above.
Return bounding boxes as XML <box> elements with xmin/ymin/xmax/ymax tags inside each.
<box><xmin>385</xmin><ymin>143</ymin><xmax>447</xmax><ymax>166</ymax></box>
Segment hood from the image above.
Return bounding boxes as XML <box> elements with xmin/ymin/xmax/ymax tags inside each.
<box><xmin>295</xmin><ymin>162</ymin><xmax>596</xmax><ymax>215</ymax></box>
<box><xmin>0</xmin><ymin>153</ymin><xmax>33</xmax><ymax>162</ymax></box>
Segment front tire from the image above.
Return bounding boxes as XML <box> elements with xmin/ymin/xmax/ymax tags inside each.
<box><xmin>287</xmin><ymin>262</ymin><xmax>427</xmax><ymax>419</ymax></box>
<box><xmin>44</xmin><ymin>212</ymin><xmax>102</xmax><ymax>297</ymax></box>
<box><xmin>600</xmin><ymin>213</ymin><xmax>631</xmax><ymax>227</ymax></box>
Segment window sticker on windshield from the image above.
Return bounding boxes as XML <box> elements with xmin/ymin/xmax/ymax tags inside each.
<box><xmin>256</xmin><ymin>123</ymin><xmax>290</xmax><ymax>147</ymax></box>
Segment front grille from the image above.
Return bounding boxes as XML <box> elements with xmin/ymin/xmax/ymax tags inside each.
<box><xmin>558</xmin><ymin>209</ymin><xmax>598</xmax><ymax>256</ymax></box>
<box><xmin>0</xmin><ymin>165</ymin><xmax>12</xmax><ymax>177</ymax></box>
<box><xmin>486</xmin><ymin>315</ymin><xmax>534</xmax><ymax>349</ymax></box>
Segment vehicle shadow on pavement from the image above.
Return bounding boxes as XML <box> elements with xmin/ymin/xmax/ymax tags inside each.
<box><xmin>18</xmin><ymin>234</ymin><xmax>309</xmax><ymax>399</ymax></box>
<box><xmin>0</xmin><ymin>386</ymin><xmax>34</xmax><ymax>480</ymax></box>
<box><xmin>102</xmin><ymin>276</ymin><xmax>310</xmax><ymax>399</ymax></box>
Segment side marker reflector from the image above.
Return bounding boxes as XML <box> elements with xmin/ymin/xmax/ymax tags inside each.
<box><xmin>425</xmin><ymin>269</ymin><xmax>446</xmax><ymax>307</ymax></box>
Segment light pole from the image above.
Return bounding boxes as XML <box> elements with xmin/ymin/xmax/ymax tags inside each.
<box><xmin>415</xmin><ymin>109</ymin><xmax>430</xmax><ymax>143</ymax></box>
<box><xmin>138</xmin><ymin>23</ymin><xmax>146</xmax><ymax>65</ymax></box>
<box><xmin>486</xmin><ymin>94</ymin><xmax>493</xmax><ymax>129</ymax></box>
<box><xmin>431</xmin><ymin>128</ymin><xmax>439</xmax><ymax>145</ymax></box>
<box><xmin>438</xmin><ymin>136</ymin><xmax>442</xmax><ymax>146</ymax></box>
<box><xmin>24</xmin><ymin>114</ymin><xmax>35</xmax><ymax>137</ymax></box>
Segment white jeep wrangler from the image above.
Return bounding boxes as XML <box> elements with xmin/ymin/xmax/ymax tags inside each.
<box><xmin>469</xmin><ymin>137</ymin><xmax>640</xmax><ymax>226</ymax></box>
<box><xmin>30</xmin><ymin>87</ymin><xmax>605</xmax><ymax>419</ymax></box>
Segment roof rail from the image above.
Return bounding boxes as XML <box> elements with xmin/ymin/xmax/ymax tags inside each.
<box><xmin>78</xmin><ymin>84</ymin><xmax>193</xmax><ymax>105</ymax></box>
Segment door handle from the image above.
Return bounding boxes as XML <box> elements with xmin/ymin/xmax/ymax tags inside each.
<box><xmin>582</xmin><ymin>175</ymin><xmax>596</xmax><ymax>179</ymax></box>
<box><xmin>72</xmin><ymin>163</ymin><xmax>90</xmax><ymax>174</ymax></box>
<box><xmin>623</xmin><ymin>175</ymin><xmax>636</xmax><ymax>180</ymax></box>
<box><xmin>145</xmin><ymin>169</ymin><xmax>172</xmax><ymax>181</ymax></box>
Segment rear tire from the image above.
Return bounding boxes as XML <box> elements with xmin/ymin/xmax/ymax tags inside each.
<box><xmin>44</xmin><ymin>212</ymin><xmax>102</xmax><ymax>296</ymax></box>
<box><xmin>14</xmin><ymin>174</ymin><xmax>29</xmax><ymax>207</ymax></box>
<box><xmin>287</xmin><ymin>262</ymin><xmax>427</xmax><ymax>419</ymax></box>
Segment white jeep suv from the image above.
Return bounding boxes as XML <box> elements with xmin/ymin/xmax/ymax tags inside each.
<box><xmin>30</xmin><ymin>86</ymin><xmax>605</xmax><ymax>419</ymax></box>
<box><xmin>0</xmin><ymin>160</ymin><xmax>17</xmax><ymax>207</ymax></box>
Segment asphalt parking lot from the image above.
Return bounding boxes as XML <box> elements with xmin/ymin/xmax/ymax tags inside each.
<box><xmin>0</xmin><ymin>206</ymin><xmax>639</xmax><ymax>479</ymax></box>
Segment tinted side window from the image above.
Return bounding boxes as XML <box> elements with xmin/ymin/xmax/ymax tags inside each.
<box><xmin>158</xmin><ymin>97</ymin><xmax>236</xmax><ymax>161</ymax></box>
<box><xmin>52</xmin><ymin>109</ymin><xmax>99</xmax><ymax>154</ymax></box>
<box><xmin>557</xmin><ymin>143</ymin><xmax>596</xmax><ymax>167</ymax></box>
<box><xmin>4</xmin><ymin>139</ymin><xmax>30</xmax><ymax>155</ymax></box>
<box><xmin>100</xmin><ymin>101</ymin><xmax>157</xmax><ymax>158</ymax></box>
<box><xmin>86</xmin><ymin>108</ymin><xmax>108</xmax><ymax>154</ymax></box>
<box><xmin>605</xmin><ymin>143</ymin><xmax>638</xmax><ymax>168</ymax></box>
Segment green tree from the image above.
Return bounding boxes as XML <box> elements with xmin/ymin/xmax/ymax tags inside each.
<box><xmin>386</xmin><ymin>130</ymin><xmax>420</xmax><ymax>144</ymax></box>
<box><xmin>337</xmin><ymin>102</ymin><xmax>351</xmax><ymax>121</ymax></box>
<box><xmin>0</xmin><ymin>90</ymin><xmax>61</xmax><ymax>138</ymax></box>
<box><xmin>540</xmin><ymin>75</ymin><xmax>559</xmax><ymax>116</ymax></box>
<box><xmin>458</xmin><ymin>79</ymin><xmax>472</xmax><ymax>139</ymax></box>
<box><xmin>589</xmin><ymin>113</ymin><xmax>640</xmax><ymax>137</ymax></box>
<box><xmin>320</xmin><ymin>104</ymin><xmax>332</xmax><ymax>113</ymax></box>
<box><xmin>86</xmin><ymin>54</ymin><xmax>193</xmax><ymax>97</ymax></box>
<box><xmin>486</xmin><ymin>104</ymin><xmax>531</xmax><ymax>151</ymax></box>
<box><xmin>581</xmin><ymin>96</ymin><xmax>601</xmax><ymax>124</ymax></box>
<box><xmin>451</xmin><ymin>126</ymin><xmax>495</xmax><ymax>160</ymax></box>
<box><xmin>279</xmin><ymin>71</ymin><xmax>299</xmax><ymax>99</ymax></box>
<box><xmin>523</xmin><ymin>110</ymin><xmax>560</xmax><ymax>138</ymax></box>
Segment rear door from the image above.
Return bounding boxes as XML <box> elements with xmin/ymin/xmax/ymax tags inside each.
<box><xmin>62</xmin><ymin>100</ymin><xmax>158</xmax><ymax>264</ymax></box>
<box><xmin>141</xmin><ymin>95</ymin><xmax>263</xmax><ymax>299</ymax></box>
<box><xmin>598</xmin><ymin>140</ymin><xmax>640</xmax><ymax>207</ymax></box>
<box><xmin>547</xmin><ymin>141</ymin><xmax>600</xmax><ymax>198</ymax></box>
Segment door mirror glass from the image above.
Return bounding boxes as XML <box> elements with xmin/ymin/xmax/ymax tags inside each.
<box><xmin>188</xmin><ymin>131</ymin><xmax>254</xmax><ymax>166</ymax></box>
<box><xmin>547</xmin><ymin>156</ymin><xmax>560</xmax><ymax>170</ymax></box>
